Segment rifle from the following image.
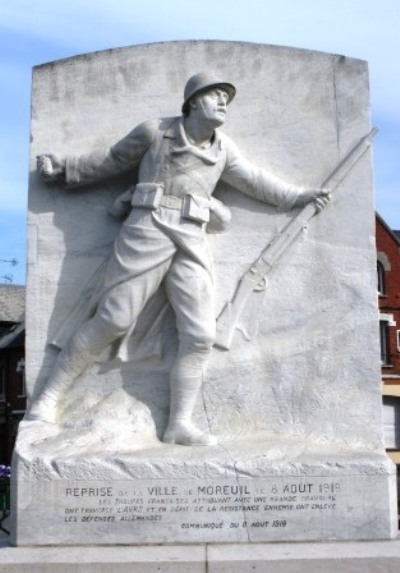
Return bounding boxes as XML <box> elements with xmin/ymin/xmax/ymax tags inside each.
<box><xmin>214</xmin><ymin>127</ymin><xmax>378</xmax><ymax>350</ymax></box>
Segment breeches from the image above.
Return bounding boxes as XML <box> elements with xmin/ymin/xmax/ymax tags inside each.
<box><xmin>83</xmin><ymin>209</ymin><xmax>216</xmax><ymax>355</ymax></box>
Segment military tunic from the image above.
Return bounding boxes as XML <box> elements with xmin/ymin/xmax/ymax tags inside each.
<box><xmin>63</xmin><ymin>116</ymin><xmax>299</xmax><ymax>358</ymax></box>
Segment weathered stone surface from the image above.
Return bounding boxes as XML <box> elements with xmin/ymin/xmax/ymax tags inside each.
<box><xmin>2</xmin><ymin>538</ymin><xmax>400</xmax><ymax>572</ymax></box>
<box><xmin>0</xmin><ymin>540</ymin><xmax>206</xmax><ymax>572</ymax></box>
<box><xmin>12</xmin><ymin>40</ymin><xmax>397</xmax><ymax>545</ymax></box>
<box><xmin>11</xmin><ymin>440</ymin><xmax>397</xmax><ymax>545</ymax></box>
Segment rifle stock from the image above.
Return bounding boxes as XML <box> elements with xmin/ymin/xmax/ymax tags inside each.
<box><xmin>214</xmin><ymin>128</ymin><xmax>378</xmax><ymax>351</ymax></box>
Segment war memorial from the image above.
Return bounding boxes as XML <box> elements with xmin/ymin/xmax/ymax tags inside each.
<box><xmin>2</xmin><ymin>40</ymin><xmax>399</xmax><ymax>571</ymax></box>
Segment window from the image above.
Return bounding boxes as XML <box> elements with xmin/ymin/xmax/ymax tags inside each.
<box><xmin>377</xmin><ymin>260</ymin><xmax>385</xmax><ymax>295</ymax></box>
<box><xmin>0</xmin><ymin>364</ymin><xmax>4</xmax><ymax>401</ymax></box>
<box><xmin>16</xmin><ymin>358</ymin><xmax>26</xmax><ymax>398</ymax></box>
<box><xmin>380</xmin><ymin>320</ymin><xmax>390</xmax><ymax>365</ymax></box>
<box><xmin>397</xmin><ymin>330</ymin><xmax>400</xmax><ymax>353</ymax></box>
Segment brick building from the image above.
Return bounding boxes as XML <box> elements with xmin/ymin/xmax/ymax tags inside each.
<box><xmin>0</xmin><ymin>285</ymin><xmax>25</xmax><ymax>464</ymax></box>
<box><xmin>377</xmin><ymin>214</ymin><xmax>400</xmax><ymax>375</ymax></box>
<box><xmin>376</xmin><ymin>213</ymin><xmax>400</xmax><ymax>468</ymax></box>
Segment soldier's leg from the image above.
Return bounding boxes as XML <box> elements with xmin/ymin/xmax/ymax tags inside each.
<box><xmin>162</xmin><ymin>254</ymin><xmax>216</xmax><ymax>446</ymax></box>
<box><xmin>26</xmin><ymin>312</ymin><xmax>130</xmax><ymax>424</ymax></box>
<box><xmin>27</xmin><ymin>258</ymin><xmax>172</xmax><ymax>424</ymax></box>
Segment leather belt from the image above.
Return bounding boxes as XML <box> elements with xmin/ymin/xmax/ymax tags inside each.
<box><xmin>131</xmin><ymin>183</ymin><xmax>210</xmax><ymax>224</ymax></box>
<box><xmin>158</xmin><ymin>195</ymin><xmax>184</xmax><ymax>210</ymax></box>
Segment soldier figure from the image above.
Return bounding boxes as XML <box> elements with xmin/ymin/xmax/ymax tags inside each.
<box><xmin>28</xmin><ymin>72</ymin><xmax>329</xmax><ymax>445</ymax></box>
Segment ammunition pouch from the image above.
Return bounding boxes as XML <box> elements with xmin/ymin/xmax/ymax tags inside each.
<box><xmin>110</xmin><ymin>183</ymin><xmax>231</xmax><ymax>233</ymax></box>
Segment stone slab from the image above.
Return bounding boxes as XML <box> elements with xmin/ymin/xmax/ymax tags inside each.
<box><xmin>0</xmin><ymin>540</ymin><xmax>205</xmax><ymax>572</ymax></box>
<box><xmin>1</xmin><ymin>538</ymin><xmax>400</xmax><ymax>573</ymax></box>
<box><xmin>11</xmin><ymin>439</ymin><xmax>397</xmax><ymax>545</ymax></box>
<box><xmin>208</xmin><ymin>539</ymin><xmax>400</xmax><ymax>572</ymax></box>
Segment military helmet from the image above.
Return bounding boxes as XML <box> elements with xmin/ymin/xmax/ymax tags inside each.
<box><xmin>183</xmin><ymin>72</ymin><xmax>236</xmax><ymax>108</ymax></box>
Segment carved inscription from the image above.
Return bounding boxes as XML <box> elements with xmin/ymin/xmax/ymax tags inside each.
<box><xmin>59</xmin><ymin>478</ymin><xmax>342</xmax><ymax>539</ymax></box>
<box><xmin>18</xmin><ymin>471</ymin><xmax>392</xmax><ymax>544</ymax></box>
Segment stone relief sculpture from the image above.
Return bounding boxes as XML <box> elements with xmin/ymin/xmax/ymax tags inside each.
<box><xmin>13</xmin><ymin>43</ymin><xmax>396</xmax><ymax>548</ymax></box>
<box><xmin>27</xmin><ymin>72</ymin><xmax>330</xmax><ymax>446</ymax></box>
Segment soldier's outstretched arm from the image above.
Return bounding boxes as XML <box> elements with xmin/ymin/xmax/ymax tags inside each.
<box><xmin>37</xmin><ymin>154</ymin><xmax>66</xmax><ymax>183</ymax></box>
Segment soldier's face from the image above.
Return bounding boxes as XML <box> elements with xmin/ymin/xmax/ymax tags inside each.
<box><xmin>194</xmin><ymin>88</ymin><xmax>229</xmax><ymax>126</ymax></box>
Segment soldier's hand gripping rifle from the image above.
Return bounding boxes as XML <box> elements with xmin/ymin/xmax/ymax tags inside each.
<box><xmin>214</xmin><ymin>127</ymin><xmax>378</xmax><ymax>351</ymax></box>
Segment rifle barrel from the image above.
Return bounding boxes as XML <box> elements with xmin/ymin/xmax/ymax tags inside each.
<box><xmin>214</xmin><ymin>127</ymin><xmax>378</xmax><ymax>351</ymax></box>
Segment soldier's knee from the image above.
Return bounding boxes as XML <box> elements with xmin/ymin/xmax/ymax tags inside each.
<box><xmin>193</xmin><ymin>335</ymin><xmax>215</xmax><ymax>353</ymax></box>
<box><xmin>179</xmin><ymin>331</ymin><xmax>215</xmax><ymax>357</ymax></box>
<box><xmin>95</xmin><ymin>307</ymin><xmax>132</xmax><ymax>337</ymax></box>
<box><xmin>82</xmin><ymin>313</ymin><xmax>127</xmax><ymax>349</ymax></box>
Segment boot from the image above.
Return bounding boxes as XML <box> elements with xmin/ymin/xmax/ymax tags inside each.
<box><xmin>25</xmin><ymin>334</ymin><xmax>99</xmax><ymax>424</ymax></box>
<box><xmin>162</xmin><ymin>372</ymin><xmax>217</xmax><ymax>446</ymax></box>
<box><xmin>25</xmin><ymin>368</ymin><xmax>74</xmax><ymax>424</ymax></box>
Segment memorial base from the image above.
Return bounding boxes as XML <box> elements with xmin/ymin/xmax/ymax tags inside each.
<box><xmin>1</xmin><ymin>538</ymin><xmax>400</xmax><ymax>573</ymax></box>
<box><xmin>11</xmin><ymin>428</ymin><xmax>398</xmax><ymax>546</ymax></box>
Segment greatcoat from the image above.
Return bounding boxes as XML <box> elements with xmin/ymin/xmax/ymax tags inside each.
<box><xmin>54</xmin><ymin>116</ymin><xmax>299</xmax><ymax>360</ymax></box>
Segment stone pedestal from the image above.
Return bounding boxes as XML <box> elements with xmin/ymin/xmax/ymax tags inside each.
<box><xmin>2</xmin><ymin>538</ymin><xmax>400</xmax><ymax>572</ymax></box>
<box><xmin>11</xmin><ymin>436</ymin><xmax>397</xmax><ymax>545</ymax></box>
<box><xmin>12</xmin><ymin>40</ymin><xmax>397</xmax><ymax>545</ymax></box>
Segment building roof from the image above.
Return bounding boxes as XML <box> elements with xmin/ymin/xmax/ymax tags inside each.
<box><xmin>0</xmin><ymin>284</ymin><xmax>25</xmax><ymax>323</ymax></box>
<box><xmin>376</xmin><ymin>212</ymin><xmax>400</xmax><ymax>246</ymax></box>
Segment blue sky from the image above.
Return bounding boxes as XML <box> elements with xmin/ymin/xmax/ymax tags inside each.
<box><xmin>1</xmin><ymin>0</ymin><xmax>399</xmax><ymax>284</ymax></box>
